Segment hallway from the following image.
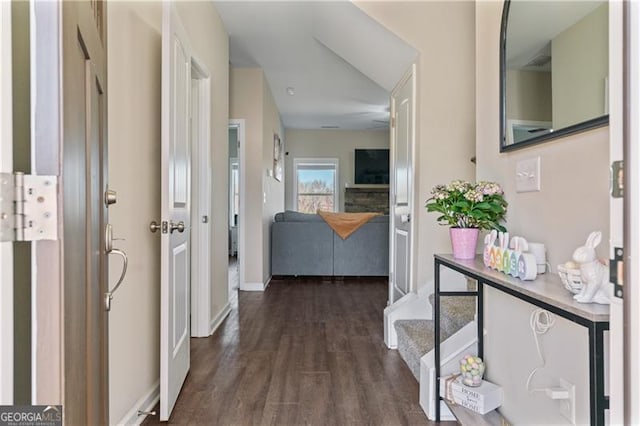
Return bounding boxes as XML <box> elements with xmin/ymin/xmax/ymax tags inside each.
<box><xmin>143</xmin><ymin>278</ymin><xmax>435</xmax><ymax>425</ymax></box>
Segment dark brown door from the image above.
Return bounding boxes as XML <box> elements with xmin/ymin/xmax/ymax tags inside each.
<box><xmin>61</xmin><ymin>1</ymin><xmax>108</xmax><ymax>424</ymax></box>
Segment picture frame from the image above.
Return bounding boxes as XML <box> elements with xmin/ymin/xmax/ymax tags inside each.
<box><xmin>273</xmin><ymin>133</ymin><xmax>283</xmax><ymax>182</ymax></box>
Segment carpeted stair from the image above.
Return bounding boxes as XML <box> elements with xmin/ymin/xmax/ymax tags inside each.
<box><xmin>394</xmin><ymin>295</ymin><xmax>475</xmax><ymax>380</ymax></box>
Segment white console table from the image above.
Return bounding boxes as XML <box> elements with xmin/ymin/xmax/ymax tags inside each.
<box><xmin>433</xmin><ymin>254</ymin><xmax>610</xmax><ymax>425</ymax></box>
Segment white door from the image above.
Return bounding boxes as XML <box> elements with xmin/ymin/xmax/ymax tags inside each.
<box><xmin>389</xmin><ymin>65</ymin><xmax>416</xmax><ymax>304</ymax></box>
<box><xmin>160</xmin><ymin>2</ymin><xmax>192</xmax><ymax>420</ymax></box>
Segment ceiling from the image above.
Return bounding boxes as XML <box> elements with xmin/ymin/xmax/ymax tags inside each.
<box><xmin>214</xmin><ymin>1</ymin><xmax>417</xmax><ymax>131</ymax></box>
<box><xmin>506</xmin><ymin>1</ymin><xmax>605</xmax><ymax>71</ymax></box>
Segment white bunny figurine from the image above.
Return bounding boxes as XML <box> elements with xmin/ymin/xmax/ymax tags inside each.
<box><xmin>572</xmin><ymin>231</ymin><xmax>611</xmax><ymax>304</ymax></box>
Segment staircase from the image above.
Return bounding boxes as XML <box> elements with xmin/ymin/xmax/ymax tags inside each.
<box><xmin>394</xmin><ymin>295</ymin><xmax>478</xmax><ymax>420</ymax></box>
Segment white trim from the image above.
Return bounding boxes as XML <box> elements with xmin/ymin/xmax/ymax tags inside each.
<box><xmin>31</xmin><ymin>0</ymin><xmax>63</xmax><ymax>405</ymax></box>
<box><xmin>626</xmin><ymin>1</ymin><xmax>640</xmax><ymax>422</ymax></box>
<box><xmin>292</xmin><ymin>157</ymin><xmax>340</xmax><ymax>213</ymax></box>
<box><xmin>240</xmin><ymin>281</ymin><xmax>267</xmax><ymax>292</ymax></box>
<box><xmin>0</xmin><ymin>0</ymin><xmax>13</xmax><ymax>404</ymax></box>
<box><xmin>115</xmin><ymin>380</ymin><xmax>160</xmax><ymax>426</ymax></box>
<box><xmin>608</xmin><ymin>1</ymin><xmax>624</xmax><ymax>424</ymax></box>
<box><xmin>208</xmin><ymin>303</ymin><xmax>231</xmax><ymax>336</ymax></box>
<box><xmin>189</xmin><ymin>57</ymin><xmax>212</xmax><ymax>339</ymax></box>
<box><xmin>229</xmin><ymin>119</ymin><xmax>246</xmax><ymax>292</ymax></box>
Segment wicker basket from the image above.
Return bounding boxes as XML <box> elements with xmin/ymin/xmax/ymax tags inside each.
<box><xmin>558</xmin><ymin>264</ymin><xmax>583</xmax><ymax>294</ymax></box>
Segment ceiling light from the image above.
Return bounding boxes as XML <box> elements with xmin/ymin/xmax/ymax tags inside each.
<box><xmin>286</xmin><ymin>87</ymin><xmax>295</xmax><ymax>96</ymax></box>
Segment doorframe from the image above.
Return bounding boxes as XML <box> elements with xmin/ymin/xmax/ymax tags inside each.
<box><xmin>0</xmin><ymin>0</ymin><xmax>13</xmax><ymax>404</ymax></box>
<box><xmin>190</xmin><ymin>57</ymin><xmax>211</xmax><ymax>338</ymax></box>
<box><xmin>624</xmin><ymin>0</ymin><xmax>640</xmax><ymax>421</ymax></box>
<box><xmin>31</xmin><ymin>0</ymin><xmax>63</xmax><ymax>405</ymax></box>
<box><xmin>229</xmin><ymin>119</ymin><xmax>245</xmax><ymax>291</ymax></box>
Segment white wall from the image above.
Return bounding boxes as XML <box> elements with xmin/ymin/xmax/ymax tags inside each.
<box><xmin>283</xmin><ymin>129</ymin><xmax>389</xmax><ymax>212</ymax></box>
<box><xmin>107</xmin><ymin>2</ymin><xmax>229</xmax><ymax>423</ymax></box>
<box><xmin>262</xmin><ymin>77</ymin><xmax>285</xmax><ymax>283</ymax></box>
<box><xmin>506</xmin><ymin>70</ymin><xmax>552</xmax><ymax>122</ymax></box>
<box><xmin>107</xmin><ymin>4</ymin><xmax>162</xmax><ymax>422</ymax></box>
<box><xmin>476</xmin><ymin>2</ymin><xmax>609</xmax><ymax>423</ymax></box>
<box><xmin>355</xmin><ymin>1</ymin><xmax>476</xmax><ymax>294</ymax></box>
<box><xmin>230</xmin><ymin>68</ymin><xmax>263</xmax><ymax>288</ymax></box>
<box><xmin>552</xmin><ymin>3</ymin><xmax>608</xmax><ymax>129</ymax></box>
<box><xmin>176</xmin><ymin>0</ymin><xmax>230</xmax><ymax>337</ymax></box>
<box><xmin>230</xmin><ymin>68</ymin><xmax>284</xmax><ymax>288</ymax></box>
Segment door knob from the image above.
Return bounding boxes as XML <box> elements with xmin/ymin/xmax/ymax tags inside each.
<box><xmin>401</xmin><ymin>214</ymin><xmax>411</xmax><ymax>223</ymax></box>
<box><xmin>169</xmin><ymin>221</ymin><xmax>185</xmax><ymax>233</ymax></box>
<box><xmin>149</xmin><ymin>221</ymin><xmax>162</xmax><ymax>233</ymax></box>
<box><xmin>105</xmin><ymin>189</ymin><xmax>117</xmax><ymax>206</ymax></box>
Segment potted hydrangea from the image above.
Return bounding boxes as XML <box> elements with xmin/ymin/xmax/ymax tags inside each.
<box><xmin>425</xmin><ymin>180</ymin><xmax>507</xmax><ymax>259</ymax></box>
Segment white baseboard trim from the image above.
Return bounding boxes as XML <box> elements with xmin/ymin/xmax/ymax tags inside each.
<box><xmin>115</xmin><ymin>380</ymin><xmax>159</xmax><ymax>426</ymax></box>
<box><xmin>240</xmin><ymin>281</ymin><xmax>266</xmax><ymax>291</ymax></box>
<box><xmin>209</xmin><ymin>303</ymin><xmax>231</xmax><ymax>335</ymax></box>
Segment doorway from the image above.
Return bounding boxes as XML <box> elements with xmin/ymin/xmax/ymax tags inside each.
<box><xmin>190</xmin><ymin>59</ymin><xmax>212</xmax><ymax>338</ymax></box>
<box><xmin>228</xmin><ymin>119</ymin><xmax>245</xmax><ymax>298</ymax></box>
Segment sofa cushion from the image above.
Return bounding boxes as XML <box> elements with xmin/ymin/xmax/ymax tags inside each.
<box><xmin>271</xmin><ymin>222</ymin><xmax>333</xmax><ymax>275</ymax></box>
<box><xmin>274</xmin><ymin>210</ymin><xmax>324</xmax><ymax>222</ymax></box>
<box><xmin>274</xmin><ymin>210</ymin><xmax>389</xmax><ymax>224</ymax></box>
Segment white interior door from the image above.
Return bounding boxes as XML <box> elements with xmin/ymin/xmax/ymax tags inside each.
<box><xmin>160</xmin><ymin>2</ymin><xmax>192</xmax><ymax>420</ymax></box>
<box><xmin>389</xmin><ymin>65</ymin><xmax>416</xmax><ymax>304</ymax></box>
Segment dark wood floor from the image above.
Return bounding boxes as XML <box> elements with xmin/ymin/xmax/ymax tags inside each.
<box><xmin>143</xmin><ymin>278</ymin><xmax>440</xmax><ymax>425</ymax></box>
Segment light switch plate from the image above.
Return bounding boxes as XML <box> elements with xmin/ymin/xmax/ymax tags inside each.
<box><xmin>516</xmin><ymin>157</ymin><xmax>541</xmax><ymax>192</ymax></box>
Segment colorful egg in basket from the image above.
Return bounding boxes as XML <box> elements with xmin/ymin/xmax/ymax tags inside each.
<box><xmin>459</xmin><ymin>354</ymin><xmax>485</xmax><ymax>387</ymax></box>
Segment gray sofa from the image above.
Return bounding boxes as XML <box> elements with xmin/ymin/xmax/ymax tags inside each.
<box><xmin>271</xmin><ymin>211</ymin><xmax>389</xmax><ymax>277</ymax></box>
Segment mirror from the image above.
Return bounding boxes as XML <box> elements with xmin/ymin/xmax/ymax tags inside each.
<box><xmin>500</xmin><ymin>0</ymin><xmax>609</xmax><ymax>152</ymax></box>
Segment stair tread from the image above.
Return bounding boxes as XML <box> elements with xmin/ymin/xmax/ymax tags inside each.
<box><xmin>394</xmin><ymin>295</ymin><xmax>476</xmax><ymax>381</ymax></box>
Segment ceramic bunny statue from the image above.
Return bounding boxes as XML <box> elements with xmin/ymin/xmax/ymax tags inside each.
<box><xmin>572</xmin><ymin>231</ymin><xmax>611</xmax><ymax>304</ymax></box>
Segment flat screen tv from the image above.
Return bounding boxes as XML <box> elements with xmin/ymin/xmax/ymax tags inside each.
<box><xmin>354</xmin><ymin>149</ymin><xmax>389</xmax><ymax>184</ymax></box>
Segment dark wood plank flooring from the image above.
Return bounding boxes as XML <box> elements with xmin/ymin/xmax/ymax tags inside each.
<box><xmin>142</xmin><ymin>278</ymin><xmax>441</xmax><ymax>425</ymax></box>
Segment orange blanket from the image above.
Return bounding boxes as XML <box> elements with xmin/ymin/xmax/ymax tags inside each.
<box><xmin>317</xmin><ymin>210</ymin><xmax>381</xmax><ymax>240</ymax></box>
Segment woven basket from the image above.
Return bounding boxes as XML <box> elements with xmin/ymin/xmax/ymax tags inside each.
<box><xmin>558</xmin><ymin>264</ymin><xmax>583</xmax><ymax>294</ymax></box>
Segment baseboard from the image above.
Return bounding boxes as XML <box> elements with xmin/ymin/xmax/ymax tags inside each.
<box><xmin>240</xmin><ymin>281</ymin><xmax>266</xmax><ymax>291</ymax></box>
<box><xmin>209</xmin><ymin>303</ymin><xmax>231</xmax><ymax>335</ymax></box>
<box><xmin>115</xmin><ymin>380</ymin><xmax>159</xmax><ymax>426</ymax></box>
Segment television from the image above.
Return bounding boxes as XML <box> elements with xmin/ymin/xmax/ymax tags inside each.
<box><xmin>354</xmin><ymin>149</ymin><xmax>389</xmax><ymax>184</ymax></box>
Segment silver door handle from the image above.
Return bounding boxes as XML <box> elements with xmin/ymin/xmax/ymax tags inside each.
<box><xmin>149</xmin><ymin>221</ymin><xmax>161</xmax><ymax>233</ymax></box>
<box><xmin>169</xmin><ymin>221</ymin><xmax>185</xmax><ymax>233</ymax></box>
<box><xmin>401</xmin><ymin>214</ymin><xmax>411</xmax><ymax>223</ymax></box>
<box><xmin>104</xmin><ymin>189</ymin><xmax>117</xmax><ymax>206</ymax></box>
<box><xmin>105</xmin><ymin>248</ymin><xmax>128</xmax><ymax>311</ymax></box>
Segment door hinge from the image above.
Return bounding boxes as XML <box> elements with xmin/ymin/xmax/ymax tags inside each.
<box><xmin>611</xmin><ymin>160</ymin><xmax>623</xmax><ymax>198</ymax></box>
<box><xmin>391</xmin><ymin>116</ymin><xmax>396</xmax><ymax>128</ymax></box>
<box><xmin>0</xmin><ymin>172</ymin><xmax>58</xmax><ymax>242</ymax></box>
<box><xmin>610</xmin><ymin>246</ymin><xmax>624</xmax><ymax>298</ymax></box>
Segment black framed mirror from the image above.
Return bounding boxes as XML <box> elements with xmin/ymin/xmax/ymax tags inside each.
<box><xmin>500</xmin><ymin>0</ymin><xmax>609</xmax><ymax>152</ymax></box>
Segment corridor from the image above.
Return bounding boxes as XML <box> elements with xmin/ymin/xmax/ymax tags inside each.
<box><xmin>143</xmin><ymin>279</ymin><xmax>435</xmax><ymax>425</ymax></box>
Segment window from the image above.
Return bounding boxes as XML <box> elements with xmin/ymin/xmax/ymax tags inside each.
<box><xmin>229</xmin><ymin>158</ymin><xmax>239</xmax><ymax>227</ymax></box>
<box><xmin>293</xmin><ymin>158</ymin><xmax>339</xmax><ymax>213</ymax></box>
